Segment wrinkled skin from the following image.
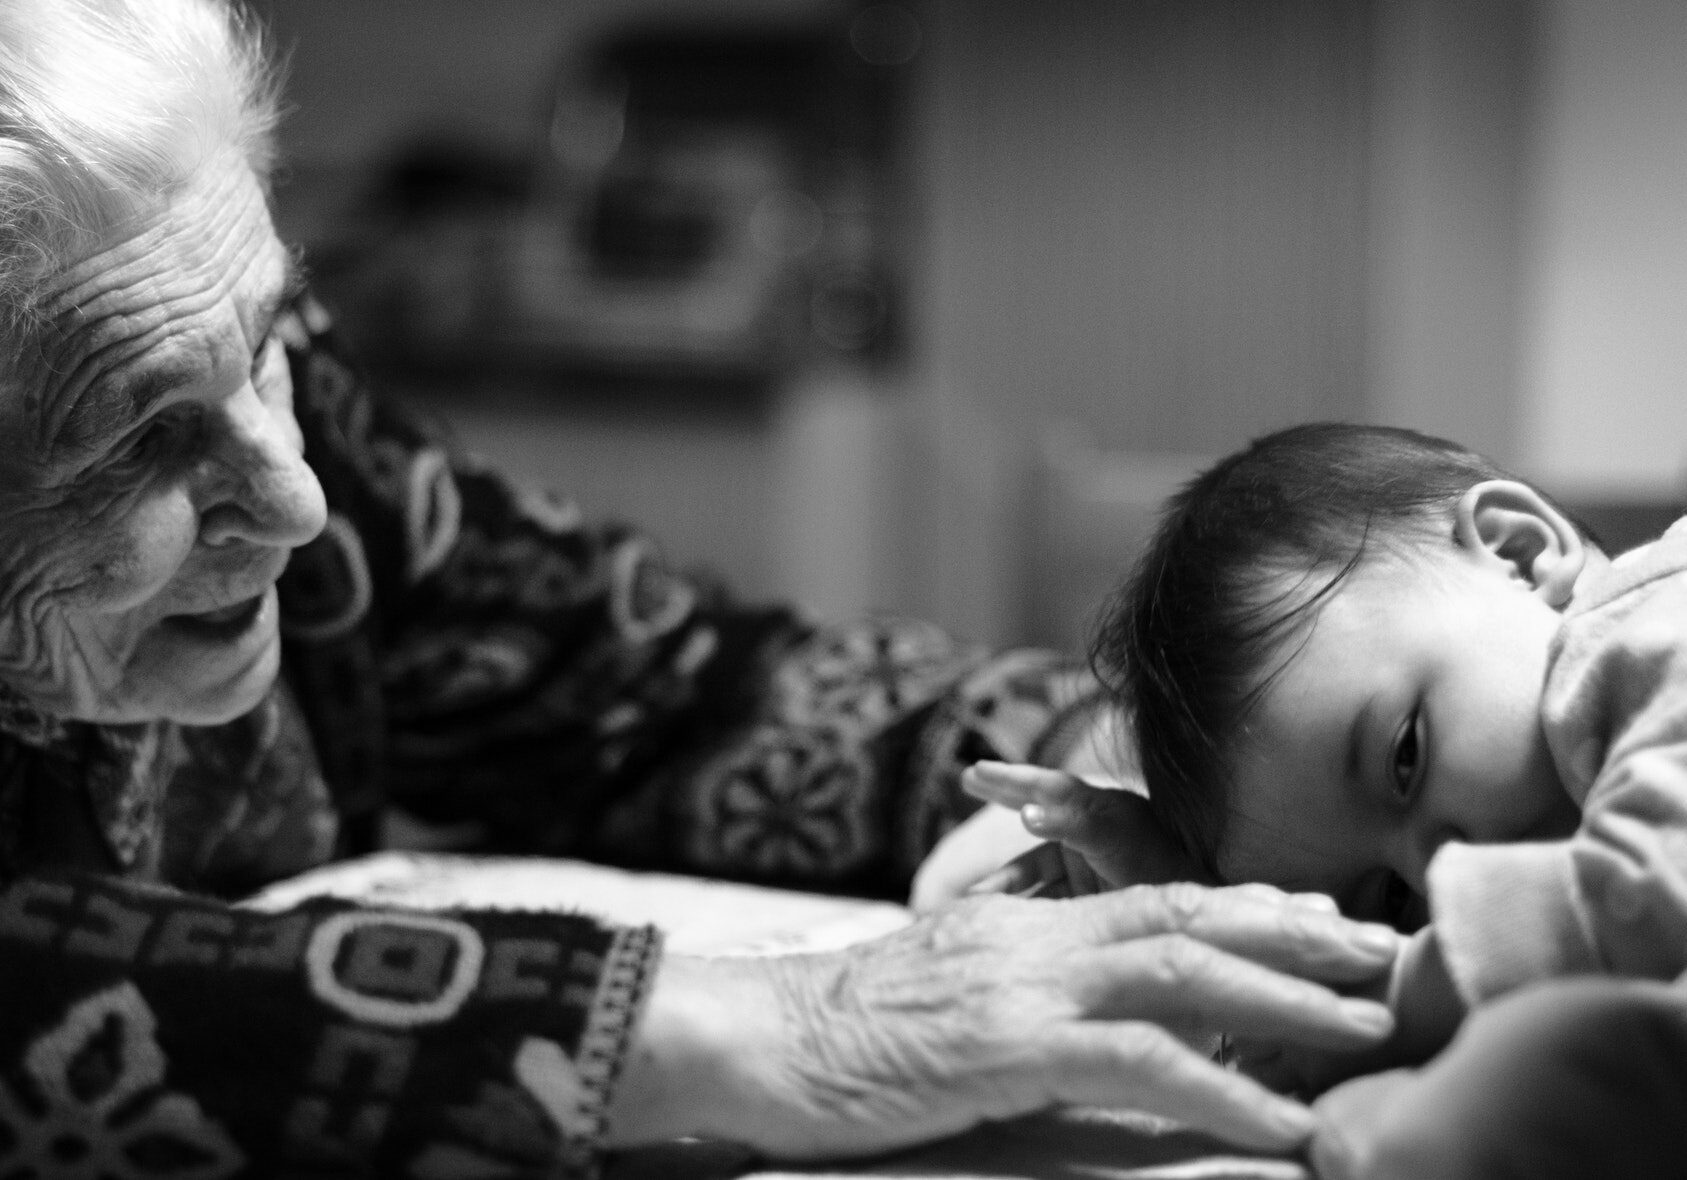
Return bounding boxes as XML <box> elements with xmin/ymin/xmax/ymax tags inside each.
<box><xmin>611</xmin><ymin>884</ymin><xmax>1403</xmax><ymax>1159</ymax></box>
<box><xmin>0</xmin><ymin>157</ymin><xmax>326</xmax><ymax>725</ymax></box>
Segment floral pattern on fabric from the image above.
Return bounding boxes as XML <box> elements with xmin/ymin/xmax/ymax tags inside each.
<box><xmin>689</xmin><ymin>723</ymin><xmax>878</xmax><ymax>878</ymax></box>
<box><xmin>774</xmin><ymin>617</ymin><xmax>986</xmax><ymax>728</ymax></box>
<box><xmin>0</xmin><ymin>983</ymin><xmax>243</xmax><ymax>1179</ymax></box>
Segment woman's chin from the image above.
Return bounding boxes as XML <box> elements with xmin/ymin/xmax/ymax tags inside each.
<box><xmin>103</xmin><ymin>602</ymin><xmax>286</xmax><ymax>727</ymax></box>
<box><xmin>141</xmin><ymin>590</ymin><xmax>285</xmax><ymax>725</ymax></box>
<box><xmin>163</xmin><ymin>642</ymin><xmax>283</xmax><ymax>726</ymax></box>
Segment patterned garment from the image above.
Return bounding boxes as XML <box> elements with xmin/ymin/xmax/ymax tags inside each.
<box><xmin>0</xmin><ymin>293</ymin><xmax>1104</xmax><ymax>1176</ymax></box>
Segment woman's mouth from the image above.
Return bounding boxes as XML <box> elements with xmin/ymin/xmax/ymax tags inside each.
<box><xmin>165</xmin><ymin>593</ymin><xmax>268</xmax><ymax>640</ymax></box>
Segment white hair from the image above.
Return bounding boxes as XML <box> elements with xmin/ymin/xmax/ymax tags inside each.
<box><xmin>0</xmin><ymin>0</ymin><xmax>280</xmax><ymax>341</ymax></box>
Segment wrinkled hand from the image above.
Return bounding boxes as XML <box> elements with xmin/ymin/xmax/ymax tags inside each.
<box><xmin>961</xmin><ymin>761</ymin><xmax>1209</xmax><ymax>896</ymax></box>
<box><xmin>611</xmin><ymin>883</ymin><xmax>1401</xmax><ymax>1160</ymax></box>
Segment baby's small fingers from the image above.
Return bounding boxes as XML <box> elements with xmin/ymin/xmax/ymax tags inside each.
<box><xmin>1022</xmin><ymin>801</ymin><xmax>1077</xmax><ymax>837</ymax></box>
<box><xmin>961</xmin><ymin>761</ymin><xmax>1067</xmax><ymax>809</ymax></box>
<box><xmin>965</xmin><ymin>842</ymin><xmax>1073</xmax><ymax>897</ymax></box>
<box><xmin>965</xmin><ymin>862</ymin><xmax>1032</xmax><ymax>896</ymax></box>
<box><xmin>1067</xmin><ymin>849</ymin><xmax>1106</xmax><ymax>897</ymax></box>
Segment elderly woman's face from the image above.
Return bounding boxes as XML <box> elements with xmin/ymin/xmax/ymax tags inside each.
<box><xmin>0</xmin><ymin>157</ymin><xmax>327</xmax><ymax>726</ymax></box>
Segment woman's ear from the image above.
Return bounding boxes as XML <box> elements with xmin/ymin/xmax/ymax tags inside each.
<box><xmin>1453</xmin><ymin>480</ymin><xmax>1586</xmax><ymax>608</ymax></box>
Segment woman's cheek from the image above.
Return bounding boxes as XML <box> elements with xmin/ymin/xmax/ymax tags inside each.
<box><xmin>49</xmin><ymin>484</ymin><xmax>198</xmax><ymax>613</ymax></box>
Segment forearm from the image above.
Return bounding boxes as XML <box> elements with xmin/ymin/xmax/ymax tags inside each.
<box><xmin>606</xmin><ymin>951</ymin><xmax>896</xmax><ymax>1158</ymax></box>
<box><xmin>605</xmin><ymin>955</ymin><xmax>789</xmax><ymax>1147</ymax></box>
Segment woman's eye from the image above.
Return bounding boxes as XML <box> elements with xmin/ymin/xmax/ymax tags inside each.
<box><xmin>1390</xmin><ymin>708</ymin><xmax>1421</xmax><ymax>797</ymax></box>
<box><xmin>110</xmin><ymin>406</ymin><xmax>204</xmax><ymax>473</ymax></box>
<box><xmin>251</xmin><ymin>332</ymin><xmax>281</xmax><ymax>380</ymax></box>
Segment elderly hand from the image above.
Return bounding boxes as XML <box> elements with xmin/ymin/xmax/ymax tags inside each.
<box><xmin>608</xmin><ymin>883</ymin><xmax>1401</xmax><ymax>1160</ymax></box>
<box><xmin>960</xmin><ymin>761</ymin><xmax>1209</xmax><ymax>897</ymax></box>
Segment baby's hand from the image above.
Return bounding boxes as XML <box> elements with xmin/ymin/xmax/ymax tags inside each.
<box><xmin>959</xmin><ymin>762</ymin><xmax>1210</xmax><ymax>895</ymax></box>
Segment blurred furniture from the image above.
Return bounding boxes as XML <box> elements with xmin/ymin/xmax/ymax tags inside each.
<box><xmin>1565</xmin><ymin>499</ymin><xmax>1686</xmax><ymax>556</ymax></box>
<box><xmin>298</xmin><ymin>10</ymin><xmax>907</xmax><ymax>383</ymax></box>
<box><xmin>1024</xmin><ymin>433</ymin><xmax>1210</xmax><ymax>653</ymax></box>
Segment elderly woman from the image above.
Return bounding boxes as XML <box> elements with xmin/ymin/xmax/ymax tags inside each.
<box><xmin>0</xmin><ymin>0</ymin><xmax>1410</xmax><ymax>1174</ymax></box>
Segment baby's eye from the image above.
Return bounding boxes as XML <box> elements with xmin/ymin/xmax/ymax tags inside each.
<box><xmin>1390</xmin><ymin>707</ymin><xmax>1421</xmax><ymax>798</ymax></box>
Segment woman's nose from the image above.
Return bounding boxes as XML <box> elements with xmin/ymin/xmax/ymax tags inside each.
<box><xmin>196</xmin><ymin>387</ymin><xmax>328</xmax><ymax>549</ymax></box>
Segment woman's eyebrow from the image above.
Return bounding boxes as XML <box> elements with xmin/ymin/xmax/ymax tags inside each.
<box><xmin>51</xmin><ymin>354</ymin><xmax>197</xmax><ymax>460</ymax></box>
<box><xmin>57</xmin><ymin>261</ymin><xmax>305</xmax><ymax>457</ymax></box>
<box><xmin>249</xmin><ymin>256</ymin><xmax>307</xmax><ymax>346</ymax></box>
<box><xmin>108</xmin><ymin>257</ymin><xmax>303</xmax><ymax>412</ymax></box>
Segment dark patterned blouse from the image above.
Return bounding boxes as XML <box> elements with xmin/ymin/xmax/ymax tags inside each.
<box><xmin>0</xmin><ymin>295</ymin><xmax>1103</xmax><ymax>1177</ymax></box>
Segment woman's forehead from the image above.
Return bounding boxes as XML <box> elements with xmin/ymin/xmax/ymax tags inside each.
<box><xmin>4</xmin><ymin>158</ymin><xmax>286</xmax><ymax>473</ymax></box>
<box><xmin>42</xmin><ymin>161</ymin><xmax>280</xmax><ymax>316</ymax></box>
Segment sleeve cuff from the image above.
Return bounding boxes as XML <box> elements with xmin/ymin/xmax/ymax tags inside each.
<box><xmin>558</xmin><ymin>923</ymin><xmax>664</xmax><ymax>1176</ymax></box>
<box><xmin>1427</xmin><ymin>841</ymin><xmax>1599</xmax><ymax>1006</ymax></box>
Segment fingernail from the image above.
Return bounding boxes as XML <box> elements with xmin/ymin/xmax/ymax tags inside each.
<box><xmin>1338</xmin><ymin>998</ymin><xmax>1394</xmax><ymax>1036</ymax></box>
<box><xmin>1021</xmin><ymin>803</ymin><xmax>1049</xmax><ymax>832</ymax></box>
<box><xmin>1354</xmin><ymin>924</ymin><xmax>1401</xmax><ymax>958</ymax></box>
<box><xmin>1264</xmin><ymin>1098</ymin><xmax>1316</xmax><ymax>1143</ymax></box>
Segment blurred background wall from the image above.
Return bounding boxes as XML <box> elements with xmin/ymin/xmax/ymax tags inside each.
<box><xmin>252</xmin><ymin>0</ymin><xmax>1687</xmax><ymax>652</ymax></box>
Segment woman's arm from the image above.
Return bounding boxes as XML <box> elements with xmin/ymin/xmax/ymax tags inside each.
<box><xmin>280</xmin><ymin>295</ymin><xmax>1105</xmax><ymax>895</ymax></box>
<box><xmin>606</xmin><ymin>884</ymin><xmax>1404</xmax><ymax>1158</ymax></box>
<box><xmin>0</xmin><ymin>870</ymin><xmax>657</xmax><ymax>1177</ymax></box>
<box><xmin>0</xmin><ymin>853</ymin><xmax>1398</xmax><ymax>1171</ymax></box>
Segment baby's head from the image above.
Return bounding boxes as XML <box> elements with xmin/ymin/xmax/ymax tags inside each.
<box><xmin>1096</xmin><ymin>423</ymin><xmax>1594</xmax><ymax>925</ymax></box>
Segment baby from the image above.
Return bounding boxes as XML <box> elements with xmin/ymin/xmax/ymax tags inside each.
<box><xmin>973</xmin><ymin>422</ymin><xmax>1687</xmax><ymax>1079</ymax></box>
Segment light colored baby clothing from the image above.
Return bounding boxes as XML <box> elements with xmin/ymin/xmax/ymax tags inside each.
<box><xmin>1429</xmin><ymin>515</ymin><xmax>1687</xmax><ymax>1005</ymax></box>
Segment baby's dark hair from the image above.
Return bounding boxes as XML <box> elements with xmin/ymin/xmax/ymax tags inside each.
<box><xmin>1091</xmin><ymin>422</ymin><xmax>1593</xmax><ymax>879</ymax></box>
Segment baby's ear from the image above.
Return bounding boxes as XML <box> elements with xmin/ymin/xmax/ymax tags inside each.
<box><xmin>1454</xmin><ymin>480</ymin><xmax>1586</xmax><ymax>607</ymax></box>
